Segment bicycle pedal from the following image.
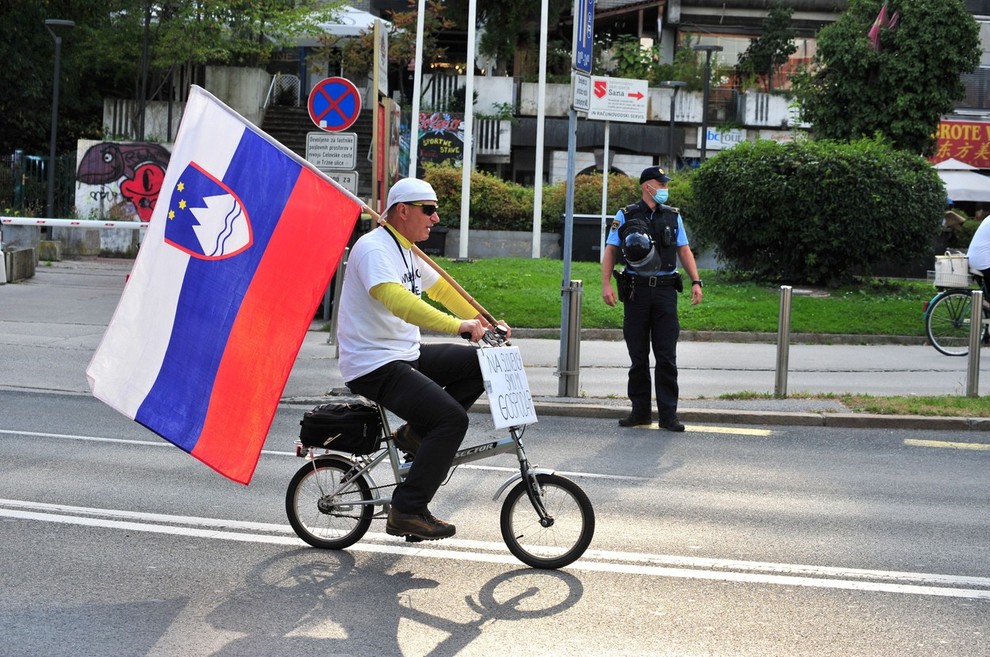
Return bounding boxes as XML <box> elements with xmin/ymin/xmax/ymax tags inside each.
<box><xmin>404</xmin><ymin>534</ymin><xmax>425</xmax><ymax>543</ymax></box>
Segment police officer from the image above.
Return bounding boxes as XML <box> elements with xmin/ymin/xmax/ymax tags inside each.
<box><xmin>601</xmin><ymin>166</ymin><xmax>703</xmax><ymax>431</ymax></box>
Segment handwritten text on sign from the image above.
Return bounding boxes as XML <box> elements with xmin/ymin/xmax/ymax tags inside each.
<box><xmin>477</xmin><ymin>346</ymin><xmax>538</xmax><ymax>429</ymax></box>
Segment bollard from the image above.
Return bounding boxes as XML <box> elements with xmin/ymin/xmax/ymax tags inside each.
<box><xmin>558</xmin><ymin>280</ymin><xmax>583</xmax><ymax>397</ymax></box>
<box><xmin>775</xmin><ymin>285</ymin><xmax>792</xmax><ymax>398</ymax></box>
<box><xmin>966</xmin><ymin>289</ymin><xmax>982</xmax><ymax>397</ymax></box>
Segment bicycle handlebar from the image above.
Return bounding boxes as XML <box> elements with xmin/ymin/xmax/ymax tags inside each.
<box><xmin>461</xmin><ymin>325</ymin><xmax>510</xmax><ymax>347</ymax></box>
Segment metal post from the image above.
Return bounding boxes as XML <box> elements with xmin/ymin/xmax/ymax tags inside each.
<box><xmin>45</xmin><ymin>19</ymin><xmax>74</xmax><ymax>220</ymax></box>
<box><xmin>659</xmin><ymin>81</ymin><xmax>686</xmax><ymax>171</ymax></box>
<box><xmin>966</xmin><ymin>289</ymin><xmax>982</xmax><ymax>397</ymax></box>
<box><xmin>558</xmin><ymin>108</ymin><xmax>578</xmax><ymax>397</ymax></box>
<box><xmin>693</xmin><ymin>45</ymin><xmax>722</xmax><ymax>162</ymax></box>
<box><xmin>775</xmin><ymin>285</ymin><xmax>792</xmax><ymax>398</ymax></box>
<box><xmin>329</xmin><ymin>248</ymin><xmax>349</xmax><ymax>357</ymax></box>
<box><xmin>559</xmin><ymin>280</ymin><xmax>583</xmax><ymax>397</ymax></box>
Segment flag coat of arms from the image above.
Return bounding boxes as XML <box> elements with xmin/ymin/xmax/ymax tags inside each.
<box><xmin>87</xmin><ymin>85</ymin><xmax>362</xmax><ymax>484</ymax></box>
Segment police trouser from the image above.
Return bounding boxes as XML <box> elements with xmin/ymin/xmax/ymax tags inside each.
<box><xmin>622</xmin><ymin>281</ymin><xmax>680</xmax><ymax>420</ymax></box>
<box><xmin>346</xmin><ymin>343</ymin><xmax>484</xmax><ymax>514</ymax></box>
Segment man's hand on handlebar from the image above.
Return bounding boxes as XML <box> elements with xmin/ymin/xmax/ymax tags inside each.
<box><xmin>459</xmin><ymin>319</ymin><xmax>488</xmax><ymax>343</ymax></box>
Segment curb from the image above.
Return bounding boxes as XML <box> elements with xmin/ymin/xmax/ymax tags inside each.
<box><xmin>465</xmin><ymin>400</ymin><xmax>990</xmax><ymax>433</ymax></box>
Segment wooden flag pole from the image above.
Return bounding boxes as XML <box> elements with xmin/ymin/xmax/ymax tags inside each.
<box><xmin>361</xmin><ymin>205</ymin><xmax>499</xmax><ymax>327</ymax></box>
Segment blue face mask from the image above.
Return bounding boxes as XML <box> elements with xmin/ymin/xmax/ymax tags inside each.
<box><xmin>652</xmin><ymin>187</ymin><xmax>669</xmax><ymax>204</ymax></box>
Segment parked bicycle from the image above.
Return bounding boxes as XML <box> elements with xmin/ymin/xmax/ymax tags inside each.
<box><xmin>284</xmin><ymin>329</ymin><xmax>595</xmax><ymax>570</ymax></box>
<box><xmin>924</xmin><ymin>252</ymin><xmax>990</xmax><ymax>356</ymax></box>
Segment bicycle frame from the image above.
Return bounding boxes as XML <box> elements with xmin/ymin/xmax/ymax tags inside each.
<box><xmin>296</xmin><ymin>401</ymin><xmax>553</xmax><ymax>519</ymax></box>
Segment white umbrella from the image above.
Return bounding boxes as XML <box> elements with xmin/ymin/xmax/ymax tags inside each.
<box><xmin>296</xmin><ymin>6</ymin><xmax>391</xmax><ymax>46</ymax></box>
<box><xmin>934</xmin><ymin>159</ymin><xmax>990</xmax><ymax>202</ymax></box>
<box><xmin>934</xmin><ymin>158</ymin><xmax>977</xmax><ymax>171</ymax></box>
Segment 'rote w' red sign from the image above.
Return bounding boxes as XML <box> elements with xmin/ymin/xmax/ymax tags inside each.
<box><xmin>931</xmin><ymin>120</ymin><xmax>990</xmax><ymax>168</ymax></box>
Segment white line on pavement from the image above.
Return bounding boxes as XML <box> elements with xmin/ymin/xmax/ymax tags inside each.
<box><xmin>1</xmin><ymin>498</ymin><xmax>987</xmax><ymax>600</ymax></box>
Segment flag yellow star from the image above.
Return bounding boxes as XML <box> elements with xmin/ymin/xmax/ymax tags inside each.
<box><xmin>179</xmin><ymin>199</ymin><xmax>187</xmax><ymax>210</ymax></box>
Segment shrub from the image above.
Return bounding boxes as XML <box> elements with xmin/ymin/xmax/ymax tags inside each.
<box><xmin>540</xmin><ymin>173</ymin><xmax>643</xmax><ymax>232</ymax></box>
<box><xmin>422</xmin><ymin>165</ymin><xmax>534</xmax><ymax>231</ymax></box>
<box><xmin>690</xmin><ymin>138</ymin><xmax>944</xmax><ymax>285</ymax></box>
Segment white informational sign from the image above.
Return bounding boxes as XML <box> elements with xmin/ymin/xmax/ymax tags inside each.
<box><xmin>572</xmin><ymin>71</ymin><xmax>591</xmax><ymax>112</ymax></box>
<box><xmin>321</xmin><ymin>170</ymin><xmax>359</xmax><ymax>195</ymax></box>
<box><xmin>696</xmin><ymin>127</ymin><xmax>748</xmax><ymax>151</ymax></box>
<box><xmin>375</xmin><ymin>20</ymin><xmax>388</xmax><ymax>97</ymax></box>
<box><xmin>587</xmin><ymin>76</ymin><xmax>649</xmax><ymax>124</ymax></box>
<box><xmin>306</xmin><ymin>132</ymin><xmax>357</xmax><ymax>170</ymax></box>
<box><xmin>477</xmin><ymin>346</ymin><xmax>538</xmax><ymax>429</ymax></box>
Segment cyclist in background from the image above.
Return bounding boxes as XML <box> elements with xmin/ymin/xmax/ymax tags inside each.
<box><xmin>337</xmin><ymin>177</ymin><xmax>510</xmax><ymax>541</ymax></box>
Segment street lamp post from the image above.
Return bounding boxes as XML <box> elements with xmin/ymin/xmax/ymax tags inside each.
<box><xmin>659</xmin><ymin>81</ymin><xmax>686</xmax><ymax>171</ymax></box>
<box><xmin>692</xmin><ymin>44</ymin><xmax>723</xmax><ymax>162</ymax></box>
<box><xmin>45</xmin><ymin>19</ymin><xmax>75</xmax><ymax>220</ymax></box>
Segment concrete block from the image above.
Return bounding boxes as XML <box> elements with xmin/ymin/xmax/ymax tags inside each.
<box><xmin>6</xmin><ymin>248</ymin><xmax>36</xmax><ymax>282</ymax></box>
<box><xmin>37</xmin><ymin>240</ymin><xmax>62</xmax><ymax>262</ymax></box>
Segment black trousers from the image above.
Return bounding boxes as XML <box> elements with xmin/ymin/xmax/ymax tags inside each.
<box><xmin>346</xmin><ymin>343</ymin><xmax>484</xmax><ymax>514</ymax></box>
<box><xmin>622</xmin><ymin>283</ymin><xmax>680</xmax><ymax>420</ymax></box>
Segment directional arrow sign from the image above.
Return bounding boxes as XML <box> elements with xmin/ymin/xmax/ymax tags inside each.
<box><xmin>587</xmin><ymin>76</ymin><xmax>648</xmax><ymax>124</ymax></box>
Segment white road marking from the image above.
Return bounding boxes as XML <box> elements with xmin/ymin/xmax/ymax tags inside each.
<box><xmin>1</xmin><ymin>498</ymin><xmax>987</xmax><ymax>600</ymax></box>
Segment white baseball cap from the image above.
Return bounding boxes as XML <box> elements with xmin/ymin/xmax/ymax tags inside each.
<box><xmin>386</xmin><ymin>178</ymin><xmax>438</xmax><ymax>211</ymax></box>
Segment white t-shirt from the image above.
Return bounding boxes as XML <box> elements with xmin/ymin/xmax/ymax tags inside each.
<box><xmin>968</xmin><ymin>218</ymin><xmax>990</xmax><ymax>271</ymax></box>
<box><xmin>338</xmin><ymin>226</ymin><xmax>440</xmax><ymax>382</ymax></box>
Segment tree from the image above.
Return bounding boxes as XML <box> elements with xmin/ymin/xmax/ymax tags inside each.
<box><xmin>736</xmin><ymin>3</ymin><xmax>797</xmax><ymax>92</ymax></box>
<box><xmin>794</xmin><ymin>0</ymin><xmax>980</xmax><ymax>154</ymax></box>
<box><xmin>443</xmin><ymin>0</ymin><xmax>571</xmax><ymax>76</ymax></box>
<box><xmin>0</xmin><ymin>0</ymin><xmax>339</xmax><ymax>154</ymax></box>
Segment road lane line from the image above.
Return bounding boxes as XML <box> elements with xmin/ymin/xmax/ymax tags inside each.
<box><xmin>904</xmin><ymin>438</ymin><xmax>990</xmax><ymax>451</ymax></box>
<box><xmin>2</xmin><ymin>499</ymin><xmax>988</xmax><ymax>600</ymax></box>
<box><xmin>0</xmin><ymin>429</ymin><xmax>649</xmax><ymax>482</ymax></box>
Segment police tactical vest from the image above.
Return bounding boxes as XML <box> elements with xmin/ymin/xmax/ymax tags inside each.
<box><xmin>617</xmin><ymin>200</ymin><xmax>679</xmax><ymax>273</ymax></box>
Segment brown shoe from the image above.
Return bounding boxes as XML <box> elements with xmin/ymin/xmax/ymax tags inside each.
<box><xmin>392</xmin><ymin>424</ymin><xmax>422</xmax><ymax>458</ymax></box>
<box><xmin>386</xmin><ymin>508</ymin><xmax>456</xmax><ymax>540</ymax></box>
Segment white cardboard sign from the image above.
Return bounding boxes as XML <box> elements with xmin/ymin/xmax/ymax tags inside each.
<box><xmin>477</xmin><ymin>346</ymin><xmax>538</xmax><ymax>428</ymax></box>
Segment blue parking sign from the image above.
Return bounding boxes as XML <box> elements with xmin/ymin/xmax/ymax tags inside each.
<box><xmin>572</xmin><ymin>0</ymin><xmax>595</xmax><ymax>74</ymax></box>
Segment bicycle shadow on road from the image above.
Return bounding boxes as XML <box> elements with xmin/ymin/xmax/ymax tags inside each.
<box><xmin>203</xmin><ymin>547</ymin><xmax>585</xmax><ymax>657</ymax></box>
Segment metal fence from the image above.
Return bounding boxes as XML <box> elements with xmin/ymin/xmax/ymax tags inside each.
<box><xmin>1</xmin><ymin>151</ymin><xmax>77</xmax><ymax>218</ymax></box>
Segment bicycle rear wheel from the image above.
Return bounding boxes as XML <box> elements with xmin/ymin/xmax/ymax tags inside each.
<box><xmin>926</xmin><ymin>290</ymin><xmax>974</xmax><ymax>356</ymax></box>
<box><xmin>500</xmin><ymin>473</ymin><xmax>595</xmax><ymax>570</ymax></box>
<box><xmin>285</xmin><ymin>456</ymin><xmax>374</xmax><ymax>550</ymax></box>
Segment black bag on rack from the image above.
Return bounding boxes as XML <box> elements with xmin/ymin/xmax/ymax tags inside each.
<box><xmin>299</xmin><ymin>398</ymin><xmax>383</xmax><ymax>454</ymax></box>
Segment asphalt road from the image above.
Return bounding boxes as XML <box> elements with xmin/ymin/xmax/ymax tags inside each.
<box><xmin>1</xmin><ymin>390</ymin><xmax>988</xmax><ymax>657</ymax></box>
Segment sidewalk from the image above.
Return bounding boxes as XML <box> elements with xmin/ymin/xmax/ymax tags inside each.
<box><xmin>1</xmin><ymin>258</ymin><xmax>988</xmax><ymax>432</ymax></box>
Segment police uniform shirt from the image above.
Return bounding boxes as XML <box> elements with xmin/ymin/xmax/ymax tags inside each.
<box><xmin>606</xmin><ymin>203</ymin><xmax>690</xmax><ymax>277</ymax></box>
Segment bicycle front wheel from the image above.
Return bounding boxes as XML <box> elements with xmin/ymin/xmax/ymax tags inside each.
<box><xmin>926</xmin><ymin>290</ymin><xmax>973</xmax><ymax>356</ymax></box>
<box><xmin>285</xmin><ymin>456</ymin><xmax>374</xmax><ymax>550</ymax></box>
<box><xmin>500</xmin><ymin>473</ymin><xmax>595</xmax><ymax>570</ymax></box>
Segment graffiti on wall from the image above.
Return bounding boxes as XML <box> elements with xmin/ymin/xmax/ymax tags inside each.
<box><xmin>75</xmin><ymin>140</ymin><xmax>172</xmax><ymax>221</ymax></box>
<box><xmin>415</xmin><ymin>112</ymin><xmax>464</xmax><ymax>177</ymax></box>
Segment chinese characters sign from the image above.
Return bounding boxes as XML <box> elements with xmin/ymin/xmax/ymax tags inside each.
<box><xmin>931</xmin><ymin>121</ymin><xmax>990</xmax><ymax>168</ymax></box>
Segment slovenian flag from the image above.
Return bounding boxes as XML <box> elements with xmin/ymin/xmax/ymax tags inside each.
<box><xmin>87</xmin><ymin>85</ymin><xmax>362</xmax><ymax>484</ymax></box>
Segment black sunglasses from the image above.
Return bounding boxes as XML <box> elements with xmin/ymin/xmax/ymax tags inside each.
<box><xmin>406</xmin><ymin>201</ymin><xmax>438</xmax><ymax>216</ymax></box>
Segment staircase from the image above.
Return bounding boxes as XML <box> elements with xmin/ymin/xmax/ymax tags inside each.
<box><xmin>261</xmin><ymin>106</ymin><xmax>375</xmax><ymax>201</ymax></box>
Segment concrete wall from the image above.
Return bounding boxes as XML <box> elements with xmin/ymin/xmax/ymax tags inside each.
<box><xmin>443</xmin><ymin>229</ymin><xmax>562</xmax><ymax>260</ymax></box>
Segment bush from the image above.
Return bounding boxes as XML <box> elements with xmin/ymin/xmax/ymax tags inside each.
<box><xmin>540</xmin><ymin>173</ymin><xmax>643</xmax><ymax>232</ymax></box>
<box><xmin>423</xmin><ymin>165</ymin><xmax>535</xmax><ymax>231</ymax></box>
<box><xmin>690</xmin><ymin>138</ymin><xmax>944</xmax><ymax>285</ymax></box>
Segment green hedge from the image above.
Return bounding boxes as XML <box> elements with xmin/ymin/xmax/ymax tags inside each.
<box><xmin>422</xmin><ymin>165</ymin><xmax>683</xmax><ymax>233</ymax></box>
<box><xmin>690</xmin><ymin>138</ymin><xmax>944</xmax><ymax>285</ymax></box>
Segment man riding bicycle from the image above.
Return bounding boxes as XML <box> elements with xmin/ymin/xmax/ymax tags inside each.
<box><xmin>337</xmin><ymin>178</ymin><xmax>510</xmax><ymax>541</ymax></box>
